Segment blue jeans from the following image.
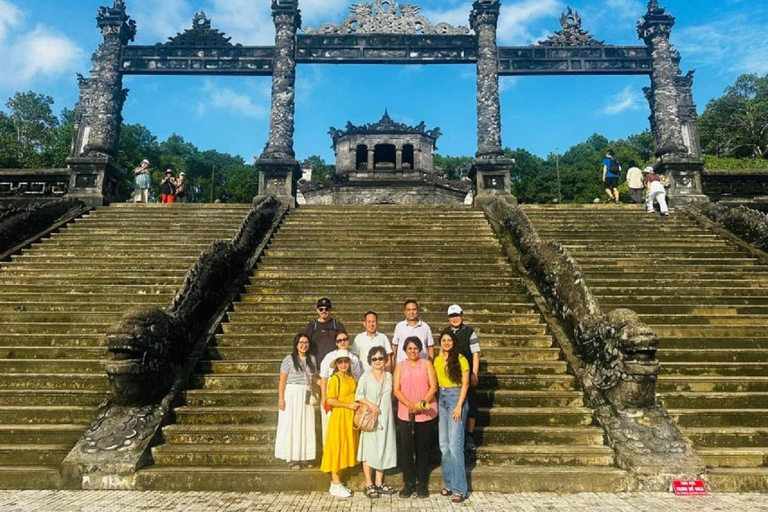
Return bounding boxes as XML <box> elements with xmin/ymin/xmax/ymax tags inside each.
<box><xmin>438</xmin><ymin>386</ymin><xmax>468</xmax><ymax>496</ymax></box>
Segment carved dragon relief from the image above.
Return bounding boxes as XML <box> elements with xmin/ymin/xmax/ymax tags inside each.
<box><xmin>539</xmin><ymin>7</ymin><xmax>604</xmax><ymax>47</ymax></box>
<box><xmin>304</xmin><ymin>0</ymin><xmax>470</xmax><ymax>35</ymax></box>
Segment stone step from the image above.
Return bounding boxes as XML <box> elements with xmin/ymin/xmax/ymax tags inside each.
<box><xmin>597</xmin><ymin>295</ymin><xmax>768</xmax><ymax>306</ymax></box>
<box><xmin>0</xmin><ymin>390</ymin><xmax>106</xmax><ymax>407</ymax></box>
<box><xmin>0</xmin><ymin>323</ymin><xmax>116</xmax><ymax>335</ymax></box>
<box><xmin>706</xmin><ymin>467</ymin><xmax>768</xmax><ymax>492</ymax></box>
<box><xmin>230</xmin><ymin>301</ymin><xmax>536</xmax><ymax>314</ymax></box>
<box><xmin>660</xmin><ymin>362</ymin><xmax>768</xmax><ymax>377</ymax></box>
<box><xmin>0</xmin><ymin>406</ymin><xmax>98</xmax><ymax>424</ymax></box>
<box><xmin>254</xmin><ymin>262</ymin><xmax>513</xmax><ymax>272</ymax></box>
<box><xmin>697</xmin><ymin>448</ymin><xmax>768</xmax><ymax>468</ymax></box>
<box><xmin>189</xmin><ymin>373</ymin><xmax>576</xmax><ymax>391</ymax></box>
<box><xmin>0</xmin><ymin>302</ymin><xmax>165</xmax><ymax>313</ymax></box>
<box><xmin>0</xmin><ymin>424</ymin><xmax>89</xmax><ymax>444</ymax></box>
<box><xmin>0</xmin><ymin>444</ymin><xmax>71</xmax><ymax>466</ymax></box>
<box><xmin>473</xmin><ymin>444</ymin><xmax>614</xmax><ymax>467</ymax></box>
<box><xmin>243</xmin><ymin>279</ymin><xmax>522</xmax><ymax>290</ymax></box>
<box><xmin>0</xmin><ymin>295</ymin><xmax>168</xmax><ymax>305</ymax></box>
<box><xmin>260</xmin><ymin>251</ymin><xmax>507</xmax><ymax>261</ymax></box>
<box><xmin>238</xmin><ymin>292</ymin><xmax>532</xmax><ymax>303</ymax></box>
<box><xmin>604</xmin><ymin>305</ymin><xmax>768</xmax><ymax>316</ymax></box>
<box><xmin>0</xmin><ymin>466</ymin><xmax>61</xmax><ymax>490</ymax></box>
<box><xmin>0</xmin><ymin>359</ymin><xmax>104</xmax><ymax>373</ymax></box>
<box><xmin>667</xmin><ymin>409</ymin><xmax>768</xmax><ymax>427</ymax></box>
<box><xmin>133</xmin><ymin>464</ymin><xmax>629</xmax><ymax>493</ymax></box>
<box><xmin>593</xmin><ymin>287</ymin><xmax>767</xmax><ymax>297</ymax></box>
<box><xmin>0</xmin><ymin>373</ymin><xmax>109</xmax><ymax>390</ymax></box>
<box><xmin>172</xmin><ymin>406</ymin><xmax>593</xmax><ymax>427</ymax></box>
<box><xmin>653</xmin><ymin>325</ymin><xmax>768</xmax><ymax>337</ymax></box>
<box><xmin>657</xmin><ymin>349</ymin><xmax>768</xmax><ymax>363</ymax></box>
<box><xmin>658</xmin><ymin>337</ymin><xmax>768</xmax><ymax>349</ymax></box>
<box><xmin>30</xmin><ymin>241</ymin><xmax>217</xmax><ymax>250</ymax></box>
<box><xmin>658</xmin><ymin>376</ymin><xmax>768</xmax><ymax>393</ymax></box>
<box><xmin>682</xmin><ymin>427</ymin><xmax>768</xmax><ymax>448</ymax></box>
<box><xmin>639</xmin><ymin>315</ymin><xmax>768</xmax><ymax>326</ymax></box>
<box><xmin>659</xmin><ymin>392</ymin><xmax>768</xmax><ymax>409</ymax></box>
<box><xmin>0</xmin><ymin>334</ymin><xmax>106</xmax><ymax>347</ymax></box>
<box><xmin>0</xmin><ymin>285</ymin><xmax>176</xmax><ymax>295</ymax></box>
<box><xmin>225</xmin><ymin>312</ymin><xmax>542</xmax><ymax>326</ymax></box>
<box><xmin>0</xmin><ymin>268</ymin><xmax>189</xmax><ymax>278</ymax></box>
<box><xmin>0</xmin><ymin>277</ymin><xmax>185</xmax><ymax>287</ymax></box>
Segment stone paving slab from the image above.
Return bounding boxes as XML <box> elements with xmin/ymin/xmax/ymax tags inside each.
<box><xmin>0</xmin><ymin>491</ymin><xmax>766</xmax><ymax>512</ymax></box>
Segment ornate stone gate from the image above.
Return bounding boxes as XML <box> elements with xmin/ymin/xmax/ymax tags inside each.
<box><xmin>71</xmin><ymin>0</ymin><xmax>705</xmax><ymax>206</ymax></box>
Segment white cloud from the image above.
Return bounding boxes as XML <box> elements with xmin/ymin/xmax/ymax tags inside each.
<box><xmin>498</xmin><ymin>0</ymin><xmax>562</xmax><ymax>45</ymax></box>
<box><xmin>130</xmin><ymin>0</ymin><xmax>192</xmax><ymax>43</ymax></box>
<box><xmin>421</xmin><ymin>5</ymin><xmax>472</xmax><ymax>29</ymax></box>
<box><xmin>675</xmin><ymin>13</ymin><xmax>768</xmax><ymax>75</ymax></box>
<box><xmin>0</xmin><ymin>1</ymin><xmax>83</xmax><ymax>89</ymax></box>
<box><xmin>499</xmin><ymin>76</ymin><xmax>519</xmax><ymax>93</ymax></box>
<box><xmin>601</xmin><ymin>85</ymin><xmax>643</xmax><ymax>115</ymax></box>
<box><xmin>604</xmin><ymin>0</ymin><xmax>644</xmax><ymax>20</ymax></box>
<box><xmin>0</xmin><ymin>0</ymin><xmax>24</xmax><ymax>42</ymax></box>
<box><xmin>200</xmin><ymin>80</ymin><xmax>270</xmax><ymax>118</ymax></box>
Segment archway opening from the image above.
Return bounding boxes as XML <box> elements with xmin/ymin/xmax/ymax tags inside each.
<box><xmin>374</xmin><ymin>144</ymin><xmax>396</xmax><ymax>170</ymax></box>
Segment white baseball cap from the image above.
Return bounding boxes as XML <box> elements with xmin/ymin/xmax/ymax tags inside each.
<box><xmin>447</xmin><ymin>304</ymin><xmax>463</xmax><ymax>316</ymax></box>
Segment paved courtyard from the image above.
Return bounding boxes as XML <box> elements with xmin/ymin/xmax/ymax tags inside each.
<box><xmin>1</xmin><ymin>491</ymin><xmax>766</xmax><ymax>512</ymax></box>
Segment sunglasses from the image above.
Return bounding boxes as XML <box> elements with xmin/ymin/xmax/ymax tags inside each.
<box><xmin>336</xmin><ymin>338</ymin><xmax>350</xmax><ymax>343</ymax></box>
<box><xmin>317</xmin><ymin>307</ymin><xmax>330</xmax><ymax>312</ymax></box>
<box><xmin>370</xmin><ymin>356</ymin><xmax>386</xmax><ymax>362</ymax></box>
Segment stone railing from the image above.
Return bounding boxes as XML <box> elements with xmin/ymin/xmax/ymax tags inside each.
<box><xmin>484</xmin><ymin>198</ymin><xmax>704</xmax><ymax>490</ymax></box>
<box><xmin>62</xmin><ymin>196</ymin><xmax>286</xmax><ymax>489</ymax></box>
<box><xmin>688</xmin><ymin>202</ymin><xmax>768</xmax><ymax>254</ymax></box>
<box><xmin>0</xmin><ymin>198</ymin><xmax>86</xmax><ymax>256</ymax></box>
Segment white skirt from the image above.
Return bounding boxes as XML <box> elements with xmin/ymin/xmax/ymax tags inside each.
<box><xmin>274</xmin><ymin>383</ymin><xmax>316</xmax><ymax>463</ymax></box>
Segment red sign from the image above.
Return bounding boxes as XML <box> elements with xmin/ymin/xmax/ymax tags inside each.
<box><xmin>672</xmin><ymin>480</ymin><xmax>708</xmax><ymax>496</ymax></box>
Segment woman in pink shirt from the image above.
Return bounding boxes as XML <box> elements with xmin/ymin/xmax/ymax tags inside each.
<box><xmin>393</xmin><ymin>336</ymin><xmax>437</xmax><ymax>498</ymax></box>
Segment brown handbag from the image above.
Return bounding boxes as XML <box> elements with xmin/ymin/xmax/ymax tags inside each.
<box><xmin>353</xmin><ymin>373</ymin><xmax>387</xmax><ymax>432</ymax></box>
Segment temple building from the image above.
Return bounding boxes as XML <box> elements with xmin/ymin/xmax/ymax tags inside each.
<box><xmin>298</xmin><ymin>111</ymin><xmax>470</xmax><ymax>205</ymax></box>
<box><xmin>330</xmin><ymin>110</ymin><xmax>441</xmax><ymax>180</ymax></box>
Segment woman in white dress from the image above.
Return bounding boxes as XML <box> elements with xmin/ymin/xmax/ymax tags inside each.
<box><xmin>275</xmin><ymin>333</ymin><xmax>318</xmax><ymax>469</ymax></box>
<box><xmin>355</xmin><ymin>346</ymin><xmax>397</xmax><ymax>499</ymax></box>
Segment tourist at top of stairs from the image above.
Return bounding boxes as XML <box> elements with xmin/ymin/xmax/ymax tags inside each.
<box><xmin>160</xmin><ymin>169</ymin><xmax>177</xmax><ymax>204</ymax></box>
<box><xmin>321</xmin><ymin>350</ymin><xmax>360</xmax><ymax>499</ymax></box>
<box><xmin>440</xmin><ymin>304</ymin><xmax>482</xmax><ymax>452</ymax></box>
<box><xmin>625</xmin><ymin>161</ymin><xmax>644</xmax><ymax>204</ymax></box>
<box><xmin>601</xmin><ymin>150</ymin><xmax>621</xmax><ymax>204</ymax></box>
<box><xmin>352</xmin><ymin>311</ymin><xmax>394</xmax><ymax>372</ymax></box>
<box><xmin>275</xmin><ymin>333</ymin><xmax>318</xmax><ymax>471</ymax></box>
<box><xmin>643</xmin><ymin>167</ymin><xmax>669</xmax><ymax>216</ymax></box>
<box><xmin>132</xmin><ymin>158</ymin><xmax>151</xmax><ymax>203</ymax></box>
<box><xmin>392</xmin><ymin>299</ymin><xmax>434</xmax><ymax>364</ymax></box>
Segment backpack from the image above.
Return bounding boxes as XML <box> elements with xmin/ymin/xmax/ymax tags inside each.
<box><xmin>609</xmin><ymin>158</ymin><xmax>621</xmax><ymax>175</ymax></box>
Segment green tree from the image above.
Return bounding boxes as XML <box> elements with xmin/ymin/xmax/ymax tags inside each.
<box><xmin>699</xmin><ymin>73</ymin><xmax>768</xmax><ymax>159</ymax></box>
<box><xmin>434</xmin><ymin>154</ymin><xmax>473</xmax><ymax>180</ymax></box>
<box><xmin>303</xmin><ymin>155</ymin><xmax>333</xmax><ymax>183</ymax></box>
<box><xmin>3</xmin><ymin>91</ymin><xmax>60</xmax><ymax>167</ymax></box>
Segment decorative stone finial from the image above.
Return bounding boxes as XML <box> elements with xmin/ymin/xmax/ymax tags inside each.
<box><xmin>305</xmin><ymin>0</ymin><xmax>469</xmax><ymax>35</ymax></box>
<box><xmin>164</xmin><ymin>12</ymin><xmax>236</xmax><ymax>47</ymax></box>
<box><xmin>539</xmin><ymin>7</ymin><xmax>604</xmax><ymax>46</ymax></box>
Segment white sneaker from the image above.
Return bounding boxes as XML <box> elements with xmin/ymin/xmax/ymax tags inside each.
<box><xmin>329</xmin><ymin>483</ymin><xmax>351</xmax><ymax>498</ymax></box>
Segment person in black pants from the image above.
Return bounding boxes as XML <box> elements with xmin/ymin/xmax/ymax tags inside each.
<box><xmin>392</xmin><ymin>337</ymin><xmax>438</xmax><ymax>498</ymax></box>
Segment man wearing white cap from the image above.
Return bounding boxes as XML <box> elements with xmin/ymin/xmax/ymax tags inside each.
<box><xmin>440</xmin><ymin>304</ymin><xmax>481</xmax><ymax>451</ymax></box>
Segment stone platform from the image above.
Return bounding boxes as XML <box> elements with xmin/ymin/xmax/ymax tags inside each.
<box><xmin>1</xmin><ymin>491</ymin><xmax>766</xmax><ymax>511</ymax></box>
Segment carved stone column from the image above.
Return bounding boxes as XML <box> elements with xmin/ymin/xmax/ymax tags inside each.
<box><xmin>638</xmin><ymin>1</ymin><xmax>705</xmax><ymax>206</ymax></box>
<box><xmin>256</xmin><ymin>0</ymin><xmax>302</xmax><ymax>206</ymax></box>
<box><xmin>368</xmin><ymin>149</ymin><xmax>375</xmax><ymax>171</ymax></box>
<box><xmin>395</xmin><ymin>148</ymin><xmax>403</xmax><ymax>170</ymax></box>
<box><xmin>470</xmin><ymin>0</ymin><xmax>503</xmax><ymax>159</ymax></box>
<box><xmin>469</xmin><ymin>1</ymin><xmax>515</xmax><ymax>208</ymax></box>
<box><xmin>66</xmin><ymin>0</ymin><xmax>135</xmax><ymax>206</ymax></box>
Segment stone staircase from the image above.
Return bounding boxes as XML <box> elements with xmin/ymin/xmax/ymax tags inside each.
<box><xmin>136</xmin><ymin>205</ymin><xmax>628</xmax><ymax>492</ymax></box>
<box><xmin>522</xmin><ymin>204</ymin><xmax>768</xmax><ymax>491</ymax></box>
<box><xmin>0</xmin><ymin>203</ymin><xmax>251</xmax><ymax>489</ymax></box>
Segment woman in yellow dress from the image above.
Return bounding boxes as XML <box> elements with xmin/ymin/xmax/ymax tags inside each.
<box><xmin>320</xmin><ymin>349</ymin><xmax>360</xmax><ymax>498</ymax></box>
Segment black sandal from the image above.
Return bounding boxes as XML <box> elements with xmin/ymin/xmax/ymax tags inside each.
<box><xmin>451</xmin><ymin>493</ymin><xmax>466</xmax><ymax>503</ymax></box>
<box><xmin>365</xmin><ymin>485</ymin><xmax>380</xmax><ymax>499</ymax></box>
<box><xmin>440</xmin><ymin>488</ymin><xmax>452</xmax><ymax>496</ymax></box>
<box><xmin>377</xmin><ymin>483</ymin><xmax>396</xmax><ymax>495</ymax></box>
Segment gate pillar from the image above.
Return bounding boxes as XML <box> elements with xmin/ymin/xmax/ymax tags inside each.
<box><xmin>639</xmin><ymin>1</ymin><xmax>706</xmax><ymax>206</ymax></box>
<box><xmin>257</xmin><ymin>0</ymin><xmax>302</xmax><ymax>206</ymax></box>
<box><xmin>470</xmin><ymin>0</ymin><xmax>515</xmax><ymax>208</ymax></box>
<box><xmin>66</xmin><ymin>0</ymin><xmax>134</xmax><ymax>205</ymax></box>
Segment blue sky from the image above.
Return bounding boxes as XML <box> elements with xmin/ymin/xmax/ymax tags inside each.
<box><xmin>1</xmin><ymin>0</ymin><xmax>766</xmax><ymax>164</ymax></box>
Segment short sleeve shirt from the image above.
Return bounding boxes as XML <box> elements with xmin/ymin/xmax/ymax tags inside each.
<box><xmin>434</xmin><ymin>353</ymin><xmax>469</xmax><ymax>388</ymax></box>
<box><xmin>351</xmin><ymin>331</ymin><xmax>392</xmax><ymax>371</ymax></box>
<box><xmin>391</xmin><ymin>319</ymin><xmax>434</xmax><ymax>364</ymax></box>
<box><xmin>603</xmin><ymin>157</ymin><xmax>619</xmax><ymax>178</ymax></box>
<box><xmin>280</xmin><ymin>354</ymin><xmax>316</xmax><ymax>386</ymax></box>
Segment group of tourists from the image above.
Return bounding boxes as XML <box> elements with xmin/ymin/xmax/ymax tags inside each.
<box><xmin>132</xmin><ymin>159</ymin><xmax>187</xmax><ymax>204</ymax></box>
<box><xmin>602</xmin><ymin>150</ymin><xmax>670</xmax><ymax>215</ymax></box>
<box><xmin>275</xmin><ymin>298</ymin><xmax>481</xmax><ymax>503</ymax></box>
